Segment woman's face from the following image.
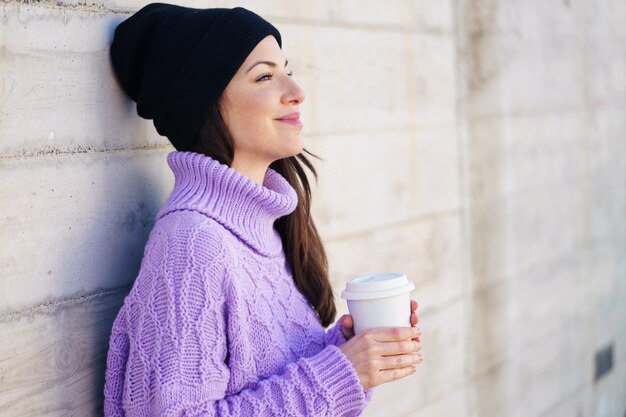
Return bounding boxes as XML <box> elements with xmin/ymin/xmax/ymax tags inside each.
<box><xmin>220</xmin><ymin>35</ymin><xmax>305</xmax><ymax>171</ymax></box>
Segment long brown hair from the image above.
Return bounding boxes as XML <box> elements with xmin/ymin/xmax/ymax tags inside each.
<box><xmin>191</xmin><ymin>101</ymin><xmax>336</xmax><ymax>327</ymax></box>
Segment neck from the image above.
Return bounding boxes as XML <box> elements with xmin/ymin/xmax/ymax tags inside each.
<box><xmin>230</xmin><ymin>154</ymin><xmax>270</xmax><ymax>185</ymax></box>
<box><xmin>156</xmin><ymin>151</ymin><xmax>298</xmax><ymax>257</ymax></box>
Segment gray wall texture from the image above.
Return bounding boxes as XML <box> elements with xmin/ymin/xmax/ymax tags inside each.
<box><xmin>1</xmin><ymin>0</ymin><xmax>624</xmax><ymax>416</ymax></box>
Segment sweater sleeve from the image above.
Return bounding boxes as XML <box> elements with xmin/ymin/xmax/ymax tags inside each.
<box><xmin>107</xmin><ymin>217</ymin><xmax>368</xmax><ymax>417</ymax></box>
<box><xmin>324</xmin><ymin>320</ymin><xmax>376</xmax><ymax>405</ymax></box>
<box><xmin>189</xmin><ymin>346</ymin><xmax>368</xmax><ymax>417</ymax></box>
<box><xmin>324</xmin><ymin>319</ymin><xmax>348</xmax><ymax>347</ymax></box>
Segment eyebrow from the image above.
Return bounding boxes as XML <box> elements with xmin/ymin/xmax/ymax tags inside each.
<box><xmin>246</xmin><ymin>59</ymin><xmax>289</xmax><ymax>74</ymax></box>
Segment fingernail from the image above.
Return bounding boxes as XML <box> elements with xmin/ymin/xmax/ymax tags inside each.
<box><xmin>411</xmin><ymin>366</ymin><xmax>417</xmax><ymax>372</ymax></box>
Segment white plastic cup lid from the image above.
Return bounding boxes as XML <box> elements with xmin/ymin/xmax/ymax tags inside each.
<box><xmin>341</xmin><ymin>272</ymin><xmax>415</xmax><ymax>301</ymax></box>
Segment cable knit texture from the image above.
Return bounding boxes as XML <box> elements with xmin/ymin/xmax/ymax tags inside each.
<box><xmin>104</xmin><ymin>151</ymin><xmax>372</xmax><ymax>417</ymax></box>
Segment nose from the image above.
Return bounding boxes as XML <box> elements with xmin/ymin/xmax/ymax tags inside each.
<box><xmin>283</xmin><ymin>76</ymin><xmax>305</xmax><ymax>104</ymax></box>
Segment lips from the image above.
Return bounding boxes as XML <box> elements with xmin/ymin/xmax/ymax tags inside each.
<box><xmin>275</xmin><ymin>111</ymin><xmax>302</xmax><ymax>126</ymax></box>
<box><xmin>276</xmin><ymin>111</ymin><xmax>300</xmax><ymax>121</ymax></box>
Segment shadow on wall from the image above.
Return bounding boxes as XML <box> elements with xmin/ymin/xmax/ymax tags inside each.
<box><xmin>87</xmin><ymin>14</ymin><xmax>172</xmax><ymax>416</ymax></box>
<box><xmin>72</xmin><ymin>16</ymin><xmax>168</xmax><ymax>415</ymax></box>
<box><xmin>89</xmin><ymin>168</ymin><xmax>165</xmax><ymax>415</ymax></box>
<box><xmin>0</xmin><ymin>7</ymin><xmax>174</xmax><ymax>415</ymax></box>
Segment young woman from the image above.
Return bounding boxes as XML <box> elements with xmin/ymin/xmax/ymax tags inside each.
<box><xmin>104</xmin><ymin>4</ymin><xmax>422</xmax><ymax>416</ymax></box>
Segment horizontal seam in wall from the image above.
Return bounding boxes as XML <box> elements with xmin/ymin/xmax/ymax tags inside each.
<box><xmin>406</xmin><ymin>380</ymin><xmax>469</xmax><ymax>416</ymax></box>
<box><xmin>414</xmin><ymin>293</ymin><xmax>464</xmax><ymax>318</ymax></box>
<box><xmin>304</xmin><ymin>122</ymin><xmax>458</xmax><ymax>138</ymax></box>
<box><xmin>470</xmin><ymin>172</ymin><xmax>600</xmax><ymax>209</ymax></box>
<box><xmin>536</xmin><ymin>384</ymin><xmax>589</xmax><ymax>417</ymax></box>
<box><xmin>2</xmin><ymin>1</ymin><xmax>130</xmax><ymax>14</ymax></box>
<box><xmin>471</xmin><ymin>316</ymin><xmax>585</xmax><ymax>381</ymax></box>
<box><xmin>269</xmin><ymin>17</ymin><xmax>452</xmax><ymax>36</ymax></box>
<box><xmin>0</xmin><ymin>143</ymin><xmax>172</xmax><ymax>161</ymax></box>
<box><xmin>2</xmin><ymin>2</ymin><xmax>453</xmax><ymax>36</ymax></box>
<box><xmin>325</xmin><ymin>208</ymin><xmax>461</xmax><ymax>242</ymax></box>
<box><xmin>465</xmin><ymin>104</ymin><xmax>592</xmax><ymax>122</ymax></box>
<box><xmin>0</xmin><ymin>284</ymin><xmax>132</xmax><ymax>322</ymax></box>
<box><xmin>472</xmin><ymin>241</ymin><xmax>589</xmax><ymax>295</ymax></box>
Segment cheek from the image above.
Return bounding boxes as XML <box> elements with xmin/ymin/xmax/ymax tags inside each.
<box><xmin>236</xmin><ymin>93</ymin><xmax>275</xmax><ymax>130</ymax></box>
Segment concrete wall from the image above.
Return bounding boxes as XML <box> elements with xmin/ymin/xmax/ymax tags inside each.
<box><xmin>0</xmin><ymin>1</ymin><xmax>624</xmax><ymax>416</ymax></box>
<box><xmin>457</xmin><ymin>1</ymin><xmax>626</xmax><ymax>416</ymax></box>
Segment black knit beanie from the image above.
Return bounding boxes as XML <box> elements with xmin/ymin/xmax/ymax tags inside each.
<box><xmin>110</xmin><ymin>3</ymin><xmax>282</xmax><ymax>151</ymax></box>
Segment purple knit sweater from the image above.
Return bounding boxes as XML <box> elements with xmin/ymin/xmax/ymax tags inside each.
<box><xmin>103</xmin><ymin>151</ymin><xmax>371</xmax><ymax>416</ymax></box>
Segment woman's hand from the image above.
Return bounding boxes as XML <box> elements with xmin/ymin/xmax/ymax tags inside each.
<box><xmin>339</xmin><ymin>299</ymin><xmax>421</xmax><ymax>342</ymax></box>
<box><xmin>339</xmin><ymin>326</ymin><xmax>423</xmax><ymax>390</ymax></box>
<box><xmin>337</xmin><ymin>299</ymin><xmax>423</xmax><ymax>390</ymax></box>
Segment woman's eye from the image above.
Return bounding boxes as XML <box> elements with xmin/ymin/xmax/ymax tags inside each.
<box><xmin>257</xmin><ymin>70</ymin><xmax>293</xmax><ymax>81</ymax></box>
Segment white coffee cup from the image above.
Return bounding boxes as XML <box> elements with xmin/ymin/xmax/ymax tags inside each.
<box><xmin>340</xmin><ymin>272</ymin><xmax>415</xmax><ymax>334</ymax></box>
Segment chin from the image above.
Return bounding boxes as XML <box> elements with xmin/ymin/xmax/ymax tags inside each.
<box><xmin>292</xmin><ymin>143</ymin><xmax>305</xmax><ymax>156</ymax></box>
<box><xmin>280</xmin><ymin>150</ymin><xmax>303</xmax><ymax>160</ymax></box>
<box><xmin>286</xmin><ymin>140</ymin><xmax>305</xmax><ymax>157</ymax></box>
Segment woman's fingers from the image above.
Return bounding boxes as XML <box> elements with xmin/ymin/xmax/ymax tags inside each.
<box><xmin>360</xmin><ymin>354</ymin><xmax>422</xmax><ymax>388</ymax></box>
<box><xmin>341</xmin><ymin>314</ymin><xmax>354</xmax><ymax>329</ymax></box>
<box><xmin>366</xmin><ymin>326</ymin><xmax>421</xmax><ymax>343</ymax></box>
<box><xmin>377</xmin><ymin>339</ymin><xmax>422</xmax><ymax>356</ymax></box>
<box><xmin>366</xmin><ymin>337</ymin><xmax>421</xmax><ymax>356</ymax></box>
<box><xmin>341</xmin><ymin>325</ymin><xmax>424</xmax><ymax>390</ymax></box>
<box><xmin>380</xmin><ymin>352</ymin><xmax>423</xmax><ymax>370</ymax></box>
<box><xmin>340</xmin><ymin>315</ymin><xmax>355</xmax><ymax>339</ymax></box>
<box><xmin>410</xmin><ymin>300</ymin><xmax>420</xmax><ymax>330</ymax></box>
<box><xmin>377</xmin><ymin>362</ymin><xmax>419</xmax><ymax>383</ymax></box>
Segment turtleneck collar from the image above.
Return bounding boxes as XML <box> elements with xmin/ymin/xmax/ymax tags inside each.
<box><xmin>156</xmin><ymin>151</ymin><xmax>298</xmax><ymax>257</ymax></box>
